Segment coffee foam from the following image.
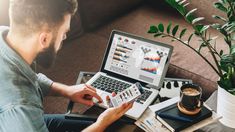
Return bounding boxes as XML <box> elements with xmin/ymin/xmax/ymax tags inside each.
<box><xmin>182</xmin><ymin>88</ymin><xmax>200</xmax><ymax>96</ymax></box>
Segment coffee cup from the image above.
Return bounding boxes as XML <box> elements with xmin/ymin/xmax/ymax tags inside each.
<box><xmin>178</xmin><ymin>83</ymin><xmax>203</xmax><ymax>115</ymax></box>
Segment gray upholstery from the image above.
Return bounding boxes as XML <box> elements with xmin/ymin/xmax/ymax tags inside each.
<box><xmin>78</xmin><ymin>0</ymin><xmax>144</xmax><ymax>30</ymax></box>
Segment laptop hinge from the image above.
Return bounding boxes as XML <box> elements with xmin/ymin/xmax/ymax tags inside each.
<box><xmin>145</xmin><ymin>84</ymin><xmax>160</xmax><ymax>90</ymax></box>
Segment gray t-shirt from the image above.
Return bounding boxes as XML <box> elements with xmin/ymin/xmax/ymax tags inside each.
<box><xmin>0</xmin><ymin>26</ymin><xmax>53</xmax><ymax>132</ymax></box>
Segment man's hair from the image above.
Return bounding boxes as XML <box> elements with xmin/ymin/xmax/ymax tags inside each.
<box><xmin>9</xmin><ymin>0</ymin><xmax>78</xmax><ymax>34</ymax></box>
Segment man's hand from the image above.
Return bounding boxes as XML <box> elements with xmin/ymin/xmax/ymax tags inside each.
<box><xmin>66</xmin><ymin>84</ymin><xmax>103</xmax><ymax>106</ymax></box>
<box><xmin>50</xmin><ymin>82</ymin><xmax>103</xmax><ymax>106</ymax></box>
<box><xmin>95</xmin><ymin>102</ymin><xmax>133</xmax><ymax>129</ymax></box>
<box><xmin>82</xmin><ymin>93</ymin><xmax>133</xmax><ymax>132</ymax></box>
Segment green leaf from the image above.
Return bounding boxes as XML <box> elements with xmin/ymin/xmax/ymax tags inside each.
<box><xmin>218</xmin><ymin>77</ymin><xmax>233</xmax><ymax>91</ymax></box>
<box><xmin>167</xmin><ymin>22</ymin><xmax>172</xmax><ymax>34</ymax></box>
<box><xmin>188</xmin><ymin>34</ymin><xmax>194</xmax><ymax>44</ymax></box>
<box><xmin>185</xmin><ymin>8</ymin><xmax>197</xmax><ymax>23</ymax></box>
<box><xmin>158</xmin><ymin>23</ymin><xmax>164</xmax><ymax>32</ymax></box>
<box><xmin>172</xmin><ymin>25</ymin><xmax>179</xmax><ymax>36</ymax></box>
<box><xmin>194</xmin><ymin>25</ymin><xmax>204</xmax><ymax>35</ymax></box>
<box><xmin>221</xmin><ymin>23</ymin><xmax>229</xmax><ymax>29</ymax></box>
<box><xmin>211</xmin><ymin>23</ymin><xmax>221</xmax><ymax>29</ymax></box>
<box><xmin>183</xmin><ymin>2</ymin><xmax>190</xmax><ymax>7</ymax></box>
<box><xmin>219</xmin><ymin>0</ymin><xmax>226</xmax><ymax>4</ymax></box>
<box><xmin>220</xmin><ymin>54</ymin><xmax>234</xmax><ymax>73</ymax></box>
<box><xmin>148</xmin><ymin>25</ymin><xmax>158</xmax><ymax>33</ymax></box>
<box><xmin>178</xmin><ymin>0</ymin><xmax>187</xmax><ymax>5</ymax></box>
<box><xmin>227</xmin><ymin>8</ymin><xmax>235</xmax><ymax>21</ymax></box>
<box><xmin>200</xmin><ymin>25</ymin><xmax>210</xmax><ymax>33</ymax></box>
<box><xmin>228</xmin><ymin>14</ymin><xmax>235</xmax><ymax>21</ymax></box>
<box><xmin>214</xmin><ymin>2</ymin><xmax>227</xmax><ymax>12</ymax></box>
<box><xmin>154</xmin><ymin>33</ymin><xmax>162</xmax><ymax>37</ymax></box>
<box><xmin>219</xmin><ymin>28</ymin><xmax>228</xmax><ymax>36</ymax></box>
<box><xmin>166</xmin><ymin>0</ymin><xmax>187</xmax><ymax>16</ymax></box>
<box><xmin>212</xmin><ymin>15</ymin><xmax>227</xmax><ymax>22</ymax></box>
<box><xmin>231</xmin><ymin>45</ymin><xmax>235</xmax><ymax>55</ymax></box>
<box><xmin>161</xmin><ymin>35</ymin><xmax>168</xmax><ymax>38</ymax></box>
<box><xmin>185</xmin><ymin>8</ymin><xmax>197</xmax><ymax>18</ymax></box>
<box><xmin>179</xmin><ymin>28</ymin><xmax>187</xmax><ymax>39</ymax></box>
<box><xmin>192</xmin><ymin>17</ymin><xmax>205</xmax><ymax>24</ymax></box>
<box><xmin>224</xmin><ymin>22</ymin><xmax>235</xmax><ymax>33</ymax></box>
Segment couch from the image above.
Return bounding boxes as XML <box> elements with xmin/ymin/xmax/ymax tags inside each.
<box><xmin>0</xmin><ymin>0</ymin><xmax>221</xmax><ymax>114</ymax></box>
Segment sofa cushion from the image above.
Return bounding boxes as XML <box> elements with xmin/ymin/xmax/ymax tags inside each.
<box><xmin>78</xmin><ymin>0</ymin><xmax>144</xmax><ymax>30</ymax></box>
<box><xmin>66</xmin><ymin>11</ymin><xmax>84</xmax><ymax>41</ymax></box>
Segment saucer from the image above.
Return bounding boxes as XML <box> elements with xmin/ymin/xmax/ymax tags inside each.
<box><xmin>177</xmin><ymin>102</ymin><xmax>201</xmax><ymax>115</ymax></box>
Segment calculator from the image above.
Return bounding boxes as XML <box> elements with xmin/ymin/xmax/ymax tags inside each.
<box><xmin>110</xmin><ymin>82</ymin><xmax>144</xmax><ymax>107</ymax></box>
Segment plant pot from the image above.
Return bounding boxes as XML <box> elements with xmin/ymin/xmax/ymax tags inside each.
<box><xmin>217</xmin><ymin>86</ymin><xmax>235</xmax><ymax>128</ymax></box>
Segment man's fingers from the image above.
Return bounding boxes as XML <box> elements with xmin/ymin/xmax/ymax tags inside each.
<box><xmin>118</xmin><ymin>102</ymin><xmax>133</xmax><ymax>115</ymax></box>
<box><xmin>111</xmin><ymin>92</ymin><xmax>116</xmax><ymax>97</ymax></box>
<box><xmin>84</xmin><ymin>88</ymin><xmax>103</xmax><ymax>103</ymax></box>
<box><xmin>120</xmin><ymin>103</ymin><xmax>132</xmax><ymax>115</ymax></box>
<box><xmin>106</xmin><ymin>95</ymin><xmax>110</xmax><ymax>101</ymax></box>
<box><xmin>106</xmin><ymin>95</ymin><xmax>114</xmax><ymax>108</ymax></box>
<box><xmin>84</xmin><ymin>94</ymin><xmax>93</xmax><ymax>100</ymax></box>
<box><xmin>85</xmin><ymin>84</ymin><xmax>96</xmax><ymax>92</ymax></box>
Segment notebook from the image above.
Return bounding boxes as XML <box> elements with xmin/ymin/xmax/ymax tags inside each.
<box><xmin>86</xmin><ymin>30</ymin><xmax>173</xmax><ymax>119</ymax></box>
<box><xmin>155</xmin><ymin>103</ymin><xmax>212</xmax><ymax>132</ymax></box>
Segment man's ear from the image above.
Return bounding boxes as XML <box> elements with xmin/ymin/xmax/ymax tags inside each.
<box><xmin>39</xmin><ymin>32</ymin><xmax>52</xmax><ymax>49</ymax></box>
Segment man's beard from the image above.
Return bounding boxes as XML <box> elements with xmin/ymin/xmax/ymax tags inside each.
<box><xmin>36</xmin><ymin>42</ymin><xmax>57</xmax><ymax>69</ymax></box>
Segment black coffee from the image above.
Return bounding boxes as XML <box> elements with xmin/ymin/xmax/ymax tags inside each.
<box><xmin>182</xmin><ymin>88</ymin><xmax>200</xmax><ymax>96</ymax></box>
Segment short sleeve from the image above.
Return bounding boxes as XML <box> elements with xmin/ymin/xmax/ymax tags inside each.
<box><xmin>37</xmin><ymin>73</ymin><xmax>53</xmax><ymax>96</ymax></box>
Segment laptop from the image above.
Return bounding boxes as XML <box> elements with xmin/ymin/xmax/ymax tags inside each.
<box><xmin>86</xmin><ymin>30</ymin><xmax>173</xmax><ymax>120</ymax></box>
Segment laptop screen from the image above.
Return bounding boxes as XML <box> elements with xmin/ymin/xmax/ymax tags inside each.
<box><xmin>101</xmin><ymin>31</ymin><xmax>173</xmax><ymax>88</ymax></box>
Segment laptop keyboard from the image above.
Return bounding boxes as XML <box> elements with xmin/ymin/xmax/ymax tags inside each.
<box><xmin>136</xmin><ymin>89</ymin><xmax>152</xmax><ymax>104</ymax></box>
<box><xmin>91</xmin><ymin>75</ymin><xmax>152</xmax><ymax>104</ymax></box>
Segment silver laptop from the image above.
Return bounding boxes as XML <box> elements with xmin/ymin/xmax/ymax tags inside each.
<box><xmin>86</xmin><ymin>30</ymin><xmax>173</xmax><ymax>120</ymax></box>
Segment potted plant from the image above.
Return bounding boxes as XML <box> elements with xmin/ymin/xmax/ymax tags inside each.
<box><xmin>148</xmin><ymin>0</ymin><xmax>235</xmax><ymax>128</ymax></box>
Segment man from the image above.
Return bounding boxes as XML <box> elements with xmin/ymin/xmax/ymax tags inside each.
<box><xmin>0</xmin><ymin>0</ymin><xmax>133</xmax><ymax>131</ymax></box>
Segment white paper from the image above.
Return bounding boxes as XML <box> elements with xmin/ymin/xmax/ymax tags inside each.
<box><xmin>149</xmin><ymin>96</ymin><xmax>179</xmax><ymax>112</ymax></box>
<box><xmin>135</xmin><ymin>108</ymin><xmax>170</xmax><ymax>132</ymax></box>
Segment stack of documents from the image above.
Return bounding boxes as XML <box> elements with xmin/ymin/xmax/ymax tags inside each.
<box><xmin>135</xmin><ymin>97</ymin><xmax>222</xmax><ymax>132</ymax></box>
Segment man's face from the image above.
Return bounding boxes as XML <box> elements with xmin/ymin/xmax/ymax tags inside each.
<box><xmin>36</xmin><ymin>14</ymin><xmax>71</xmax><ymax>68</ymax></box>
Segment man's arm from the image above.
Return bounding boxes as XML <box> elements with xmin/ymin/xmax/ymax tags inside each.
<box><xmin>49</xmin><ymin>82</ymin><xmax>103</xmax><ymax>106</ymax></box>
<box><xmin>48</xmin><ymin>82</ymin><xmax>70</xmax><ymax>97</ymax></box>
<box><xmin>36</xmin><ymin>73</ymin><xmax>71</xmax><ymax>97</ymax></box>
<box><xmin>37</xmin><ymin>73</ymin><xmax>53</xmax><ymax>96</ymax></box>
<box><xmin>37</xmin><ymin>73</ymin><xmax>102</xmax><ymax>106</ymax></box>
